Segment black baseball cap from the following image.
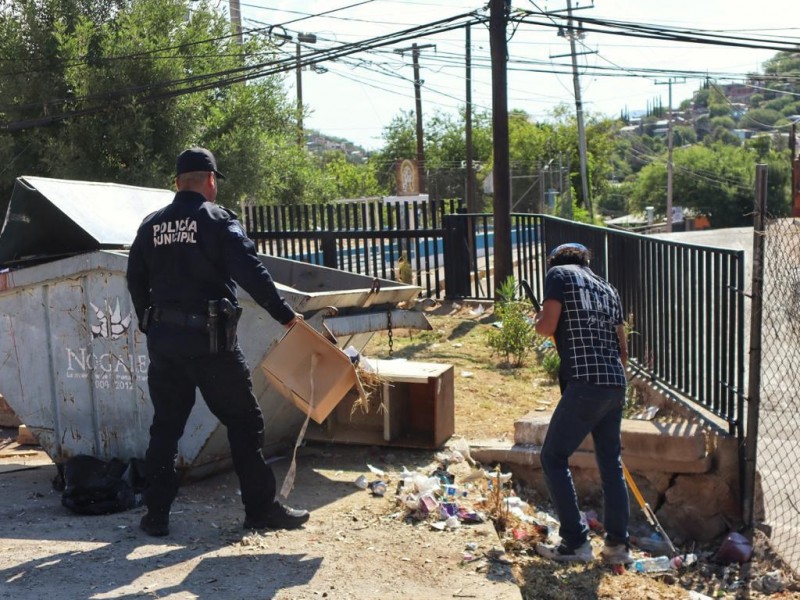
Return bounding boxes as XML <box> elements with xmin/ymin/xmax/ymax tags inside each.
<box><xmin>175</xmin><ymin>147</ymin><xmax>226</xmax><ymax>179</ymax></box>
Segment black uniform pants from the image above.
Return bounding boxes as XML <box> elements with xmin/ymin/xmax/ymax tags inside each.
<box><xmin>144</xmin><ymin>346</ymin><xmax>277</xmax><ymax>518</ymax></box>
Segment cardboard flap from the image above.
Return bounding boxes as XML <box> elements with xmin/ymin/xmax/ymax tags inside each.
<box><xmin>260</xmin><ymin>320</ymin><xmax>364</xmax><ymax>424</ymax></box>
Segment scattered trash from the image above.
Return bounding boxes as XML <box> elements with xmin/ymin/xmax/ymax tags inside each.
<box><xmin>469</xmin><ymin>304</ymin><xmax>485</xmax><ymax>316</ymax></box>
<box><xmin>752</xmin><ymin>570</ymin><xmax>786</xmax><ymax>594</ymax></box>
<box><xmin>484</xmin><ymin>470</ymin><xmax>512</xmax><ymax>485</ymax></box>
<box><xmin>687</xmin><ymin>592</ymin><xmax>713</xmax><ymax>600</ymax></box>
<box><xmin>58</xmin><ymin>455</ymin><xmax>146</xmax><ymax>516</ymax></box>
<box><xmin>419</xmin><ymin>493</ymin><xmax>439</xmax><ymax>516</ymax></box>
<box><xmin>670</xmin><ymin>553</ymin><xmax>697</xmax><ymax>569</ymax></box>
<box><xmin>434</xmin><ymin>450</ymin><xmax>465</xmax><ymax>465</ymax></box>
<box><xmin>366</xmin><ymin>464</ymin><xmax>385</xmax><ymax>478</ymax></box>
<box><xmin>440</xmin><ymin>502</ymin><xmax>459</xmax><ymax>517</ymax></box>
<box><xmin>632</xmin><ymin>406</ymin><xmax>659</xmax><ymax>420</ymax></box>
<box><xmin>451</xmin><ymin>342</ymin><xmax>463</xmax><ymax>348</ymax></box>
<box><xmin>343</xmin><ymin>345</ymin><xmax>361</xmax><ymax>364</ymax></box>
<box><xmin>369</xmin><ymin>481</ymin><xmax>387</xmax><ymax>497</ymax></box>
<box><xmin>354</xmin><ymin>475</ymin><xmax>368</xmax><ymax>489</ymax></box>
<box><xmin>450</xmin><ymin>437</ymin><xmax>475</xmax><ymax>466</ymax></box>
<box><xmin>715</xmin><ymin>531</ymin><xmax>753</xmax><ymax>564</ymax></box>
<box><xmin>460</xmin><ymin>371</ymin><xmax>475</xmax><ymax>378</ymax></box>
<box><xmin>633</xmin><ymin>555</ymin><xmax>674</xmax><ymax>573</ymax></box>
<box><xmin>465</xmin><ymin>542</ymin><xmax>478</xmax><ymax>551</ymax></box>
<box><xmin>634</xmin><ymin>532</ymin><xmax>674</xmax><ymax>555</ymax></box>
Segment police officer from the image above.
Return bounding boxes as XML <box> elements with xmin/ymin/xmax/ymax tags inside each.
<box><xmin>126</xmin><ymin>147</ymin><xmax>309</xmax><ymax>536</ymax></box>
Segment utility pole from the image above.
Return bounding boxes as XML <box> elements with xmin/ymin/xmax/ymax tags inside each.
<box><xmin>295</xmin><ymin>33</ymin><xmax>317</xmax><ymax>147</ymax></box>
<box><xmin>395</xmin><ymin>43</ymin><xmax>436</xmax><ymax>194</ymax></box>
<box><xmin>229</xmin><ymin>0</ymin><xmax>243</xmax><ymax>46</ymax></box>
<box><xmin>656</xmin><ymin>77</ymin><xmax>683</xmax><ymax>232</ymax></box>
<box><xmin>465</xmin><ymin>24</ymin><xmax>477</xmax><ymax>212</ymax></box>
<box><xmin>566</xmin><ymin>0</ymin><xmax>592</xmax><ymax>220</ymax></box>
<box><xmin>489</xmin><ymin>0</ymin><xmax>512</xmax><ymax>297</ymax></box>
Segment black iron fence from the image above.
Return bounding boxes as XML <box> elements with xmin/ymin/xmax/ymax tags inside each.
<box><xmin>243</xmin><ymin>198</ymin><xmax>463</xmax><ymax>298</ymax></box>
<box><xmin>245</xmin><ymin>203</ymin><xmax>745</xmax><ymax>435</ymax></box>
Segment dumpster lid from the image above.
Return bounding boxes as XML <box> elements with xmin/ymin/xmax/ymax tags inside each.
<box><xmin>0</xmin><ymin>175</ymin><xmax>172</xmax><ymax>265</ymax></box>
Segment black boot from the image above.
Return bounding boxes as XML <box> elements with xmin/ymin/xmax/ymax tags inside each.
<box><xmin>243</xmin><ymin>503</ymin><xmax>309</xmax><ymax>531</ymax></box>
<box><xmin>140</xmin><ymin>511</ymin><xmax>170</xmax><ymax>537</ymax></box>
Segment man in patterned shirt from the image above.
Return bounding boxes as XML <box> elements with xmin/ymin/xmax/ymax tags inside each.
<box><xmin>533</xmin><ymin>243</ymin><xmax>631</xmax><ymax>564</ymax></box>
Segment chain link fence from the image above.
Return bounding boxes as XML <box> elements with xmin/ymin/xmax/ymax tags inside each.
<box><xmin>755</xmin><ymin>213</ymin><xmax>800</xmax><ymax>574</ymax></box>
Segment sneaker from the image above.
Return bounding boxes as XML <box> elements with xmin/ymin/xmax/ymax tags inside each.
<box><xmin>243</xmin><ymin>504</ymin><xmax>310</xmax><ymax>531</ymax></box>
<box><xmin>535</xmin><ymin>540</ymin><xmax>594</xmax><ymax>563</ymax></box>
<box><xmin>139</xmin><ymin>512</ymin><xmax>169</xmax><ymax>537</ymax></box>
<box><xmin>601</xmin><ymin>542</ymin><xmax>633</xmax><ymax>565</ymax></box>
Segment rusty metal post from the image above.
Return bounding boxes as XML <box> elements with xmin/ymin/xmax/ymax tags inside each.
<box><xmin>743</xmin><ymin>164</ymin><xmax>768</xmax><ymax>528</ymax></box>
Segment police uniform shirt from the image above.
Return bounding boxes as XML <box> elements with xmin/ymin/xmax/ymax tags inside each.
<box><xmin>126</xmin><ymin>190</ymin><xmax>296</xmax><ymax>335</ymax></box>
<box><xmin>543</xmin><ymin>264</ymin><xmax>626</xmax><ymax>387</ymax></box>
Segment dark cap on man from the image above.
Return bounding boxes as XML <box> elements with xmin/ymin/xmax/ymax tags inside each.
<box><xmin>176</xmin><ymin>147</ymin><xmax>226</xmax><ymax>179</ymax></box>
<box><xmin>549</xmin><ymin>242</ymin><xmax>588</xmax><ymax>259</ymax></box>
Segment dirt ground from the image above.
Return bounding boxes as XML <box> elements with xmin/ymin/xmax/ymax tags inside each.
<box><xmin>2</xmin><ymin>301</ymin><xmax>800</xmax><ymax>600</ymax></box>
<box><xmin>0</xmin><ymin>438</ymin><xmax>521</xmax><ymax>600</ymax></box>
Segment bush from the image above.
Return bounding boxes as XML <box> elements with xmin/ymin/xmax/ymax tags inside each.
<box><xmin>540</xmin><ymin>347</ymin><xmax>561</xmax><ymax>381</ymax></box>
<box><xmin>486</xmin><ymin>277</ymin><xmax>537</xmax><ymax>367</ymax></box>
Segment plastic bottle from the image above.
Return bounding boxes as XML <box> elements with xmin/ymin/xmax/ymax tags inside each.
<box><xmin>633</xmin><ymin>555</ymin><xmax>673</xmax><ymax>573</ymax></box>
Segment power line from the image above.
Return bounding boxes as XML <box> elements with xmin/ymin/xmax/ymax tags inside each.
<box><xmin>2</xmin><ymin>11</ymin><xmax>483</xmax><ymax>130</ymax></box>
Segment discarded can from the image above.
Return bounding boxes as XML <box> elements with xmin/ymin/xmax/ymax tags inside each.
<box><xmin>369</xmin><ymin>480</ymin><xmax>387</xmax><ymax>497</ymax></box>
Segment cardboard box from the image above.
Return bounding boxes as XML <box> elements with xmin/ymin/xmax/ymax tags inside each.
<box><xmin>306</xmin><ymin>359</ymin><xmax>455</xmax><ymax>448</ymax></box>
<box><xmin>260</xmin><ymin>320</ymin><xmax>363</xmax><ymax>424</ymax></box>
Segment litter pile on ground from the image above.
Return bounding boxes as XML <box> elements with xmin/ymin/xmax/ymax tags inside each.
<box><xmin>344</xmin><ymin>439</ymin><xmax>800</xmax><ymax>599</ymax></box>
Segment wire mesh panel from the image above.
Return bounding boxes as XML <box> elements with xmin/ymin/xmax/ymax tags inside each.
<box><xmin>757</xmin><ymin>216</ymin><xmax>800</xmax><ymax>573</ymax></box>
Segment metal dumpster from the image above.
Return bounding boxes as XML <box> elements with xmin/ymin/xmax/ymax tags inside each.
<box><xmin>0</xmin><ymin>176</ymin><xmax>425</xmax><ymax>478</ymax></box>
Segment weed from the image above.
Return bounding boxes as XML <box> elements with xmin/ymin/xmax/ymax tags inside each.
<box><xmin>540</xmin><ymin>349</ymin><xmax>561</xmax><ymax>382</ymax></box>
<box><xmin>486</xmin><ymin>277</ymin><xmax>537</xmax><ymax>367</ymax></box>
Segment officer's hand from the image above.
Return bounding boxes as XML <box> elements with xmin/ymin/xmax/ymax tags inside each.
<box><xmin>284</xmin><ymin>313</ymin><xmax>304</xmax><ymax>329</ymax></box>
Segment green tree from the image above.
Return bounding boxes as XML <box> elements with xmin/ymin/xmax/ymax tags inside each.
<box><xmin>0</xmin><ymin>0</ymin><xmax>311</xmax><ymax>208</ymax></box>
<box><xmin>672</xmin><ymin>125</ymin><xmax>697</xmax><ymax>147</ymax></box>
<box><xmin>319</xmin><ymin>152</ymin><xmax>384</xmax><ymax>200</ymax></box>
<box><xmin>628</xmin><ymin>143</ymin><xmax>790</xmax><ymax>226</ymax></box>
<box><xmin>372</xmin><ymin>107</ymin><xmax>493</xmax><ymax>202</ymax></box>
<box><xmin>740</xmin><ymin>108</ymin><xmax>783</xmax><ymax>130</ymax></box>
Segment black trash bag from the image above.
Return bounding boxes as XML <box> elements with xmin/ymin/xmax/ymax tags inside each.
<box><xmin>57</xmin><ymin>455</ymin><xmax>147</xmax><ymax>515</ymax></box>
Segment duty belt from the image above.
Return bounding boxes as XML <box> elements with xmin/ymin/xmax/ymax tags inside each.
<box><xmin>151</xmin><ymin>307</ymin><xmax>209</xmax><ymax>330</ymax></box>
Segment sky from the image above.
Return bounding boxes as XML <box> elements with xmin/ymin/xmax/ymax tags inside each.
<box><xmin>237</xmin><ymin>0</ymin><xmax>800</xmax><ymax>150</ymax></box>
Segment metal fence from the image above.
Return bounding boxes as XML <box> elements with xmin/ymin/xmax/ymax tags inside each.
<box><xmin>752</xmin><ymin>212</ymin><xmax>800</xmax><ymax>573</ymax></box>
<box><xmin>243</xmin><ymin>198</ymin><xmax>463</xmax><ymax>298</ymax></box>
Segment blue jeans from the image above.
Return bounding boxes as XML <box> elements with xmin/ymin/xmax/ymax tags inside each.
<box><xmin>540</xmin><ymin>381</ymin><xmax>629</xmax><ymax>549</ymax></box>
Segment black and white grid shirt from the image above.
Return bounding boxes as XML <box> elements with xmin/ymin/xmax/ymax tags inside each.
<box><xmin>544</xmin><ymin>264</ymin><xmax>627</xmax><ymax>387</ymax></box>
